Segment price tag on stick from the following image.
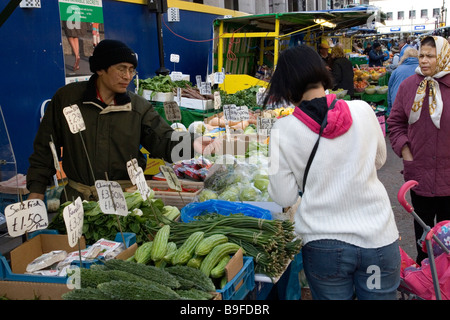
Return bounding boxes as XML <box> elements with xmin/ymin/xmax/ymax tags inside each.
<box><xmin>159</xmin><ymin>165</ymin><xmax>182</xmax><ymax>192</ymax></box>
<box><xmin>63</xmin><ymin>104</ymin><xmax>86</xmax><ymax>134</ymax></box>
<box><xmin>160</xmin><ymin>165</ymin><xmax>185</xmax><ymax>207</ymax></box>
<box><xmin>5</xmin><ymin>199</ymin><xmax>48</xmax><ymax>237</ymax></box>
<box><xmin>127</xmin><ymin>159</ymin><xmax>152</xmax><ymax>201</ymax></box>
<box><xmin>126</xmin><ymin>158</ymin><xmax>139</xmax><ymax>185</ymax></box>
<box><xmin>135</xmin><ymin>168</ymin><xmax>152</xmax><ymax>201</ymax></box>
<box><xmin>63</xmin><ymin>197</ymin><xmax>84</xmax><ymax>248</ymax></box>
<box><xmin>214</xmin><ymin>91</ymin><xmax>221</xmax><ymax>110</ymax></box>
<box><xmin>95</xmin><ymin>180</ymin><xmax>128</xmax><ymax>216</ymax></box>
<box><xmin>164</xmin><ymin>101</ymin><xmax>182</xmax><ymax>122</ymax></box>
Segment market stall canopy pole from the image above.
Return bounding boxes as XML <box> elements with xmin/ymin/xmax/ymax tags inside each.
<box><xmin>0</xmin><ymin>0</ymin><xmax>21</xmax><ymax>29</ymax></box>
<box><xmin>149</xmin><ymin>0</ymin><xmax>170</xmax><ymax>75</ymax></box>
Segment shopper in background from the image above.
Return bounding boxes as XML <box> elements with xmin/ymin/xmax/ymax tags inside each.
<box><xmin>264</xmin><ymin>45</ymin><xmax>400</xmax><ymax>300</ymax></box>
<box><xmin>363</xmin><ymin>42</ymin><xmax>372</xmax><ymax>56</ymax></box>
<box><xmin>330</xmin><ymin>45</ymin><xmax>354</xmax><ymax>97</ymax></box>
<box><xmin>388</xmin><ymin>46</ymin><xmax>400</xmax><ymax>71</ymax></box>
<box><xmin>318</xmin><ymin>42</ymin><xmax>332</xmax><ymax>70</ymax></box>
<box><xmin>398</xmin><ymin>38</ymin><xmax>411</xmax><ymax>60</ymax></box>
<box><xmin>26</xmin><ymin>39</ymin><xmax>218</xmax><ymax>202</ymax></box>
<box><xmin>388</xmin><ymin>36</ymin><xmax>450</xmax><ymax>264</ymax></box>
<box><xmin>387</xmin><ymin>47</ymin><xmax>419</xmax><ymax>115</ymax></box>
<box><xmin>368</xmin><ymin>42</ymin><xmax>387</xmax><ymax>67</ymax></box>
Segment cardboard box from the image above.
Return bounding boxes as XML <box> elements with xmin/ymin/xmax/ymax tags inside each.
<box><xmin>0</xmin><ymin>280</ymin><xmax>71</xmax><ymax>300</ymax></box>
<box><xmin>0</xmin><ymin>233</ymin><xmax>137</xmax><ymax>300</ymax></box>
<box><xmin>10</xmin><ymin>234</ymin><xmax>86</xmax><ymax>275</ymax></box>
<box><xmin>180</xmin><ymin>97</ymin><xmax>214</xmax><ymax>111</ymax></box>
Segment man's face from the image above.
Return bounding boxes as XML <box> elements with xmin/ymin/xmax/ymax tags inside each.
<box><xmin>319</xmin><ymin>47</ymin><xmax>329</xmax><ymax>56</ymax></box>
<box><xmin>98</xmin><ymin>62</ymin><xmax>136</xmax><ymax>94</ymax></box>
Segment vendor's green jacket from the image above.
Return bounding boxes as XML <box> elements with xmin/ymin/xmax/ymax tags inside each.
<box><xmin>27</xmin><ymin>74</ymin><xmax>193</xmax><ymax>201</ymax></box>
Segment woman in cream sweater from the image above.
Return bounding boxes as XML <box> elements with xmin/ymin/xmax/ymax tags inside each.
<box><xmin>265</xmin><ymin>45</ymin><xmax>400</xmax><ymax>300</ymax></box>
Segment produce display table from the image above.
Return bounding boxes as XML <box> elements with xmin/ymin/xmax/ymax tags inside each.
<box><xmin>353</xmin><ymin>92</ymin><xmax>388</xmax><ymax>108</ymax></box>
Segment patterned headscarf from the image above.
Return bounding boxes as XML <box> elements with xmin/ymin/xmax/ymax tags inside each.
<box><xmin>410</xmin><ymin>36</ymin><xmax>450</xmax><ymax>129</ymax></box>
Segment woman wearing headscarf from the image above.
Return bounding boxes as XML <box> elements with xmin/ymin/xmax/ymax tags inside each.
<box><xmin>388</xmin><ymin>36</ymin><xmax>450</xmax><ymax>264</ymax></box>
<box><xmin>265</xmin><ymin>45</ymin><xmax>400</xmax><ymax>300</ymax></box>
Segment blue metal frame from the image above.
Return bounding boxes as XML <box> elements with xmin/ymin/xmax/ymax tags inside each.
<box><xmin>0</xmin><ymin>1</ymin><xmax>219</xmax><ymax>176</ymax></box>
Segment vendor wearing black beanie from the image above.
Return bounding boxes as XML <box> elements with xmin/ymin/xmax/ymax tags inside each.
<box><xmin>89</xmin><ymin>39</ymin><xmax>138</xmax><ymax>73</ymax></box>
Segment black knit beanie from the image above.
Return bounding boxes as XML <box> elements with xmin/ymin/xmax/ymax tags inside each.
<box><xmin>89</xmin><ymin>39</ymin><xmax>138</xmax><ymax>73</ymax></box>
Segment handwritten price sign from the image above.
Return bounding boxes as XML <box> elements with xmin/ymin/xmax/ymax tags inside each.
<box><xmin>63</xmin><ymin>197</ymin><xmax>84</xmax><ymax>247</ymax></box>
<box><xmin>95</xmin><ymin>180</ymin><xmax>128</xmax><ymax>216</ymax></box>
<box><xmin>63</xmin><ymin>104</ymin><xmax>86</xmax><ymax>134</ymax></box>
<box><xmin>159</xmin><ymin>165</ymin><xmax>181</xmax><ymax>192</ymax></box>
<box><xmin>127</xmin><ymin>159</ymin><xmax>152</xmax><ymax>201</ymax></box>
<box><xmin>164</xmin><ymin>101</ymin><xmax>182</xmax><ymax>122</ymax></box>
<box><xmin>5</xmin><ymin>199</ymin><xmax>48</xmax><ymax>237</ymax></box>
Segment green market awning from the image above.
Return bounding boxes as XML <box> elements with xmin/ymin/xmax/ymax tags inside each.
<box><xmin>214</xmin><ymin>6</ymin><xmax>380</xmax><ymax>71</ymax></box>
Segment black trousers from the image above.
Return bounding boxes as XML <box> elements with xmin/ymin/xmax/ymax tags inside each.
<box><xmin>410</xmin><ymin>190</ymin><xmax>450</xmax><ymax>263</ymax></box>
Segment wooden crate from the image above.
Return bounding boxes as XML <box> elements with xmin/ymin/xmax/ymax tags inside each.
<box><xmin>127</xmin><ymin>179</ymin><xmax>203</xmax><ymax>209</ymax></box>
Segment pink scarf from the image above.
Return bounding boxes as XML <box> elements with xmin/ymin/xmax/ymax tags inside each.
<box><xmin>293</xmin><ymin>94</ymin><xmax>353</xmax><ymax>139</ymax></box>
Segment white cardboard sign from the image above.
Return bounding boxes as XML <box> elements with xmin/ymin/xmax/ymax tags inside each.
<box><xmin>159</xmin><ymin>165</ymin><xmax>181</xmax><ymax>192</ymax></box>
<box><xmin>5</xmin><ymin>199</ymin><xmax>48</xmax><ymax>237</ymax></box>
<box><xmin>63</xmin><ymin>197</ymin><xmax>84</xmax><ymax>247</ymax></box>
<box><xmin>127</xmin><ymin>159</ymin><xmax>152</xmax><ymax>201</ymax></box>
<box><xmin>63</xmin><ymin>104</ymin><xmax>86</xmax><ymax>134</ymax></box>
<box><xmin>95</xmin><ymin>180</ymin><xmax>128</xmax><ymax>216</ymax></box>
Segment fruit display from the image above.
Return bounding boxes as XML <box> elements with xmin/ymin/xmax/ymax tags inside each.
<box><xmin>354</xmin><ymin>66</ymin><xmax>386</xmax><ymax>82</ymax></box>
<box><xmin>368</xmin><ymin>67</ymin><xmax>386</xmax><ymax>81</ymax></box>
<box><xmin>365</xmin><ymin>85</ymin><xmax>377</xmax><ymax>94</ymax></box>
<box><xmin>329</xmin><ymin>88</ymin><xmax>348</xmax><ymax>99</ymax></box>
<box><xmin>354</xmin><ymin>79</ymin><xmax>369</xmax><ymax>93</ymax></box>
<box><xmin>353</xmin><ymin>69</ymin><xmax>370</xmax><ymax>81</ymax></box>
<box><xmin>377</xmin><ymin>85</ymin><xmax>388</xmax><ymax>94</ymax></box>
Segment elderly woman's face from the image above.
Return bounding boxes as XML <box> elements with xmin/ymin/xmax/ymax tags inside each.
<box><xmin>419</xmin><ymin>44</ymin><xmax>437</xmax><ymax>76</ymax></box>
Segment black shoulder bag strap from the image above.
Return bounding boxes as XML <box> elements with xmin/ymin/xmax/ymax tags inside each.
<box><xmin>300</xmin><ymin>98</ymin><xmax>338</xmax><ymax>196</ymax></box>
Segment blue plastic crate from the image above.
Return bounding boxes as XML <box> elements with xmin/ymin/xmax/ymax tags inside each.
<box><xmin>0</xmin><ymin>230</ymin><xmax>136</xmax><ymax>284</ymax></box>
<box><xmin>217</xmin><ymin>256</ymin><xmax>255</xmax><ymax>300</ymax></box>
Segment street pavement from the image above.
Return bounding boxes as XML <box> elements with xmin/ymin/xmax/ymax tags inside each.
<box><xmin>379</xmin><ymin>135</ymin><xmax>417</xmax><ymax>261</ymax></box>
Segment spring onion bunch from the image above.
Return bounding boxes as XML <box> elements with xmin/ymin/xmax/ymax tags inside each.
<box><xmin>146</xmin><ymin>213</ymin><xmax>302</xmax><ymax>278</ymax></box>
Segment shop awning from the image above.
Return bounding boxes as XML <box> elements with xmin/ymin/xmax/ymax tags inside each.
<box><xmin>214</xmin><ymin>6</ymin><xmax>379</xmax><ymax>34</ymax></box>
<box><xmin>214</xmin><ymin>6</ymin><xmax>380</xmax><ymax>72</ymax></box>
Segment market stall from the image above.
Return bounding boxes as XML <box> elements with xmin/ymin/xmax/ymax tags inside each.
<box><xmin>0</xmin><ymin>83</ymin><xmax>304</xmax><ymax>300</ymax></box>
<box><xmin>0</xmin><ymin>2</ymin><xmax>385</xmax><ymax>302</ymax></box>
<box><xmin>353</xmin><ymin>66</ymin><xmax>389</xmax><ymax>108</ymax></box>
<box><xmin>212</xmin><ymin>6</ymin><xmax>378</xmax><ymax>93</ymax></box>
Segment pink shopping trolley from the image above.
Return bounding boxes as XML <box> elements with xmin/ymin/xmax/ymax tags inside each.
<box><xmin>397</xmin><ymin>180</ymin><xmax>450</xmax><ymax>300</ymax></box>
